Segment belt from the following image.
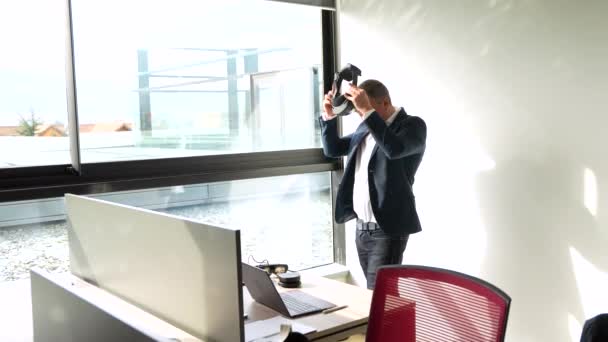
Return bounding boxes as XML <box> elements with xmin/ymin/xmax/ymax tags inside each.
<box><xmin>356</xmin><ymin>219</ymin><xmax>381</xmax><ymax>231</ymax></box>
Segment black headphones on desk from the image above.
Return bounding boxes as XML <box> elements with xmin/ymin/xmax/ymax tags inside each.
<box><xmin>331</xmin><ymin>63</ymin><xmax>362</xmax><ymax>116</ymax></box>
<box><xmin>277</xmin><ymin>271</ymin><xmax>301</xmax><ymax>288</ymax></box>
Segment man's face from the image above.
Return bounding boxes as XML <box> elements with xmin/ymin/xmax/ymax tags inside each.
<box><xmin>369</xmin><ymin>96</ymin><xmax>392</xmax><ymax>117</ymax></box>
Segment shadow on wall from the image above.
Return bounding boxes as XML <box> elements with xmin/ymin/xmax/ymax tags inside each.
<box><xmin>339</xmin><ymin>0</ymin><xmax>608</xmax><ymax>341</ymax></box>
<box><xmin>462</xmin><ymin>2</ymin><xmax>608</xmax><ymax>341</ymax></box>
<box><xmin>477</xmin><ymin>157</ymin><xmax>608</xmax><ymax>342</ymax></box>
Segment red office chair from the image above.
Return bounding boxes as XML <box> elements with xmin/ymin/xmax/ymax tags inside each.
<box><xmin>366</xmin><ymin>265</ymin><xmax>511</xmax><ymax>342</ymax></box>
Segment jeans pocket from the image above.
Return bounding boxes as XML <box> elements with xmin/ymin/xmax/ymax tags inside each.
<box><xmin>370</xmin><ymin>229</ymin><xmax>408</xmax><ymax>242</ymax></box>
<box><xmin>369</xmin><ymin>229</ymin><xmax>390</xmax><ymax>240</ymax></box>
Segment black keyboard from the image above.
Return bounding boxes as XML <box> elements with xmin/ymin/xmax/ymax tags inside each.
<box><xmin>280</xmin><ymin>291</ymin><xmax>335</xmax><ymax>315</ymax></box>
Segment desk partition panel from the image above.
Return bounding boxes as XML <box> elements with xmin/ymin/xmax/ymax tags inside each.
<box><xmin>65</xmin><ymin>194</ymin><xmax>244</xmax><ymax>342</ymax></box>
<box><xmin>31</xmin><ymin>269</ymin><xmax>186</xmax><ymax>342</ymax></box>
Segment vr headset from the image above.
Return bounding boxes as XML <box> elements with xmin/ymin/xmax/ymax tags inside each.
<box><xmin>331</xmin><ymin>63</ymin><xmax>362</xmax><ymax>116</ymax></box>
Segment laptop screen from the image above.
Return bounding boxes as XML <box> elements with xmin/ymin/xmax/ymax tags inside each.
<box><xmin>242</xmin><ymin>263</ymin><xmax>289</xmax><ymax>316</ymax></box>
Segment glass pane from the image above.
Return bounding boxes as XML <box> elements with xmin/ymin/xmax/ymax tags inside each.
<box><xmin>71</xmin><ymin>0</ymin><xmax>324</xmax><ymax>163</ymax></box>
<box><xmin>158</xmin><ymin>173</ymin><xmax>333</xmax><ymax>270</ymax></box>
<box><xmin>0</xmin><ymin>172</ymin><xmax>332</xmax><ymax>283</ymax></box>
<box><xmin>0</xmin><ymin>0</ymin><xmax>68</xmax><ymax>168</ymax></box>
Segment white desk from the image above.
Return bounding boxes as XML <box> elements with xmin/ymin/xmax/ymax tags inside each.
<box><xmin>244</xmin><ymin>275</ymin><xmax>372</xmax><ymax>341</ymax></box>
<box><xmin>29</xmin><ymin>271</ymin><xmax>371</xmax><ymax>342</ymax></box>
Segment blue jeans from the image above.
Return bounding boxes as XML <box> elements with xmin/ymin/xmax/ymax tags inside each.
<box><xmin>355</xmin><ymin>227</ymin><xmax>409</xmax><ymax>290</ymax></box>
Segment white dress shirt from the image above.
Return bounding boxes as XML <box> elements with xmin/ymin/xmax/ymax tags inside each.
<box><xmin>353</xmin><ymin>107</ymin><xmax>401</xmax><ymax>223</ymax></box>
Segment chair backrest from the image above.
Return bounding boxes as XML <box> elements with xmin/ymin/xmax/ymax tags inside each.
<box><xmin>366</xmin><ymin>265</ymin><xmax>511</xmax><ymax>342</ymax></box>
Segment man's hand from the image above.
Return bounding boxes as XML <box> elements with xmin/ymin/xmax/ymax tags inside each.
<box><xmin>344</xmin><ymin>84</ymin><xmax>374</xmax><ymax>117</ymax></box>
<box><xmin>322</xmin><ymin>85</ymin><xmax>337</xmax><ymax>121</ymax></box>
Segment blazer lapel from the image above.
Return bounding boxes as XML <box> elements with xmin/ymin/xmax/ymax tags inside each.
<box><xmin>347</xmin><ymin>124</ymin><xmax>369</xmax><ymax>160</ymax></box>
<box><xmin>369</xmin><ymin>109</ymin><xmax>407</xmax><ymax>158</ymax></box>
<box><xmin>352</xmin><ymin>123</ymin><xmax>369</xmax><ymax>147</ymax></box>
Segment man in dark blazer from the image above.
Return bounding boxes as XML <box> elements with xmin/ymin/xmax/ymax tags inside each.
<box><xmin>319</xmin><ymin>79</ymin><xmax>426</xmax><ymax>289</ymax></box>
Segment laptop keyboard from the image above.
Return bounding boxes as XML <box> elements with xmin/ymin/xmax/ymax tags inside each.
<box><xmin>281</xmin><ymin>291</ymin><xmax>334</xmax><ymax>315</ymax></box>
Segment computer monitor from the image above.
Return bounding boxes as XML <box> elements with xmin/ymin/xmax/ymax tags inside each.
<box><xmin>65</xmin><ymin>194</ymin><xmax>244</xmax><ymax>342</ymax></box>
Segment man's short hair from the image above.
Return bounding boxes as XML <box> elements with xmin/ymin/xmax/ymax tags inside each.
<box><xmin>359</xmin><ymin>79</ymin><xmax>391</xmax><ymax>104</ymax></box>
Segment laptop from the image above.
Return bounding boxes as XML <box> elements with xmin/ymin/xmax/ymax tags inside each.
<box><xmin>242</xmin><ymin>263</ymin><xmax>335</xmax><ymax>318</ymax></box>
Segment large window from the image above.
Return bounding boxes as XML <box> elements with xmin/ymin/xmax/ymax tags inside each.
<box><xmin>0</xmin><ymin>172</ymin><xmax>333</xmax><ymax>282</ymax></box>
<box><xmin>71</xmin><ymin>0</ymin><xmax>324</xmax><ymax>163</ymax></box>
<box><xmin>0</xmin><ymin>0</ymin><xmax>340</xmax><ymax>289</ymax></box>
<box><xmin>0</xmin><ymin>0</ymin><xmax>69</xmax><ymax>168</ymax></box>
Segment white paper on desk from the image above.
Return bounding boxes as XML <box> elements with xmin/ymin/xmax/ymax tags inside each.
<box><xmin>245</xmin><ymin>316</ymin><xmax>316</xmax><ymax>342</ymax></box>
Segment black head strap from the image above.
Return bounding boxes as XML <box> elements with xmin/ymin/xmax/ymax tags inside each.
<box><xmin>331</xmin><ymin>64</ymin><xmax>362</xmax><ymax>116</ymax></box>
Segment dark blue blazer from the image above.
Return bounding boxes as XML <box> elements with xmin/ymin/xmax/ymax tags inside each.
<box><xmin>319</xmin><ymin>109</ymin><xmax>426</xmax><ymax>236</ymax></box>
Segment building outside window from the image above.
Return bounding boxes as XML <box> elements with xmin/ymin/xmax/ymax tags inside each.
<box><xmin>0</xmin><ymin>0</ymin><xmax>69</xmax><ymax>167</ymax></box>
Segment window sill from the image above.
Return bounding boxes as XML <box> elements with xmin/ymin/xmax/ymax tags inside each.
<box><xmin>299</xmin><ymin>263</ymin><xmax>351</xmax><ymax>282</ymax></box>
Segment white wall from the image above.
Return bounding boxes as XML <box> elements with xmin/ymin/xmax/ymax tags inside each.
<box><xmin>337</xmin><ymin>1</ymin><xmax>608</xmax><ymax>341</ymax></box>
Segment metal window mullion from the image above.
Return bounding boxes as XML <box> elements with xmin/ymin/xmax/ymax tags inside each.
<box><xmin>322</xmin><ymin>10</ymin><xmax>337</xmax><ymax>94</ymax></box>
<box><xmin>0</xmin><ymin>159</ymin><xmax>339</xmax><ymax>203</ymax></box>
<box><xmin>331</xmin><ymin>170</ymin><xmax>346</xmax><ymax>265</ymax></box>
<box><xmin>321</xmin><ymin>9</ymin><xmax>345</xmax><ymax>265</ymax></box>
<box><xmin>64</xmin><ymin>0</ymin><xmax>82</xmax><ymax>175</ymax></box>
<box><xmin>0</xmin><ymin>148</ymin><xmax>339</xmax><ymax>202</ymax></box>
